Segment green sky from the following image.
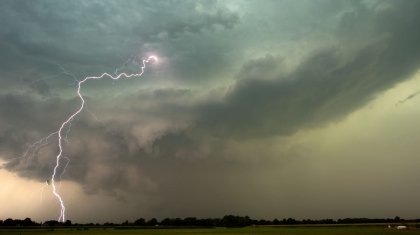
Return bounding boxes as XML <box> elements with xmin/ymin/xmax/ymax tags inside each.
<box><xmin>1</xmin><ymin>0</ymin><xmax>420</xmax><ymax>223</ymax></box>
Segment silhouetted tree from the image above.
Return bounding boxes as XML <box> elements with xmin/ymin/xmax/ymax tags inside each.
<box><xmin>3</xmin><ymin>218</ymin><xmax>14</xmax><ymax>226</ymax></box>
<box><xmin>174</xmin><ymin>218</ymin><xmax>183</xmax><ymax>226</ymax></box>
<box><xmin>272</xmin><ymin>218</ymin><xmax>280</xmax><ymax>225</ymax></box>
<box><xmin>3</xmin><ymin>216</ymin><xmax>420</xmax><ymax>228</ymax></box>
<box><xmin>197</xmin><ymin>218</ymin><xmax>215</xmax><ymax>227</ymax></box>
<box><xmin>221</xmin><ymin>215</ymin><xmax>249</xmax><ymax>227</ymax></box>
<box><xmin>282</xmin><ymin>218</ymin><xmax>297</xmax><ymax>225</ymax></box>
<box><xmin>134</xmin><ymin>218</ymin><xmax>146</xmax><ymax>226</ymax></box>
<box><xmin>22</xmin><ymin>218</ymin><xmax>36</xmax><ymax>226</ymax></box>
<box><xmin>146</xmin><ymin>218</ymin><xmax>158</xmax><ymax>226</ymax></box>
<box><xmin>184</xmin><ymin>217</ymin><xmax>197</xmax><ymax>226</ymax></box>
<box><xmin>321</xmin><ymin>219</ymin><xmax>335</xmax><ymax>224</ymax></box>
<box><xmin>44</xmin><ymin>220</ymin><xmax>61</xmax><ymax>227</ymax></box>
<box><xmin>64</xmin><ymin>220</ymin><xmax>72</xmax><ymax>226</ymax></box>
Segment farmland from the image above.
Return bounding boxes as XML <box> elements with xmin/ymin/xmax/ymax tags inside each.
<box><xmin>1</xmin><ymin>226</ymin><xmax>419</xmax><ymax>235</ymax></box>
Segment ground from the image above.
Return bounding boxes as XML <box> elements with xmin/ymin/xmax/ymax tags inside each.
<box><xmin>1</xmin><ymin>227</ymin><xmax>419</xmax><ymax>235</ymax></box>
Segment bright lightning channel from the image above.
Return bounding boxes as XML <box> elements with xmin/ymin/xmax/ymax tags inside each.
<box><xmin>48</xmin><ymin>55</ymin><xmax>158</xmax><ymax>222</ymax></box>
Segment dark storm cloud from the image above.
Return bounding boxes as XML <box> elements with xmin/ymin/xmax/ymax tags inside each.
<box><xmin>0</xmin><ymin>90</ymin><xmax>194</xmax><ymax>196</ymax></box>
<box><xmin>0</xmin><ymin>92</ymin><xmax>85</xmax><ymax>181</ymax></box>
<box><xmin>3</xmin><ymin>0</ymin><xmax>420</xmax><ymax>182</ymax></box>
<box><xmin>2</xmin><ymin>0</ymin><xmax>420</xmax><ymax>220</ymax></box>
<box><xmin>0</xmin><ymin>0</ymin><xmax>238</xmax><ymax>194</ymax></box>
<box><xmin>196</xmin><ymin>0</ymin><xmax>420</xmax><ymax>138</ymax></box>
<box><xmin>0</xmin><ymin>0</ymin><xmax>239</xmax><ymax>85</ymax></box>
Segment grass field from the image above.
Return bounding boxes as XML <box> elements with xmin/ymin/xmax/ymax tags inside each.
<box><xmin>1</xmin><ymin>227</ymin><xmax>420</xmax><ymax>235</ymax></box>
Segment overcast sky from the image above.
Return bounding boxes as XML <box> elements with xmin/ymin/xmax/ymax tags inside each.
<box><xmin>1</xmin><ymin>0</ymin><xmax>420</xmax><ymax>223</ymax></box>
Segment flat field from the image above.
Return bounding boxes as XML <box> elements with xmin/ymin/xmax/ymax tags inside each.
<box><xmin>1</xmin><ymin>227</ymin><xmax>420</xmax><ymax>235</ymax></box>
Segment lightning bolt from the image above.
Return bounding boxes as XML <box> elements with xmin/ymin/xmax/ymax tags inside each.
<box><xmin>46</xmin><ymin>55</ymin><xmax>158</xmax><ymax>222</ymax></box>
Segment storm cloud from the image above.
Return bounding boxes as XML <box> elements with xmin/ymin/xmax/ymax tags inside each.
<box><xmin>1</xmin><ymin>0</ymin><xmax>420</xmax><ymax>222</ymax></box>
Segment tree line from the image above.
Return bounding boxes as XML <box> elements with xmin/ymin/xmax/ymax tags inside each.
<box><xmin>0</xmin><ymin>216</ymin><xmax>414</xmax><ymax>228</ymax></box>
